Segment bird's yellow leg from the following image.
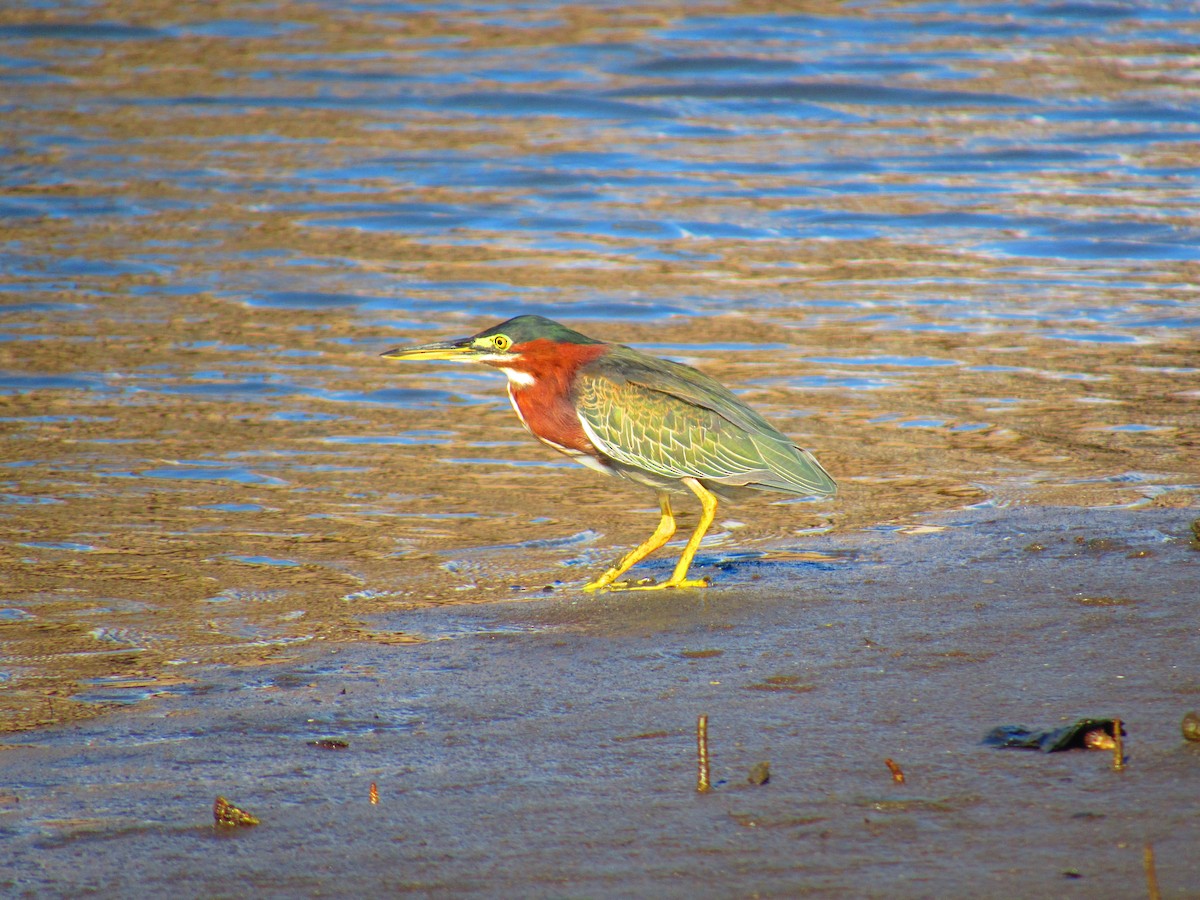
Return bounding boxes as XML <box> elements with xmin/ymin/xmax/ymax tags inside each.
<box><xmin>583</xmin><ymin>493</ymin><xmax>676</xmax><ymax>592</ymax></box>
<box><xmin>623</xmin><ymin>478</ymin><xmax>717</xmax><ymax>591</ymax></box>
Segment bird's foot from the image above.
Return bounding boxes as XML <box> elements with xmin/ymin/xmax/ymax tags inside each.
<box><xmin>603</xmin><ymin>577</ymin><xmax>657</xmax><ymax>591</ymax></box>
<box><xmin>582</xmin><ymin>570</ymin><xmax>663</xmax><ymax>592</ymax></box>
<box><xmin>584</xmin><ymin>574</ymin><xmax>651</xmax><ymax>592</ymax></box>
<box><xmin>621</xmin><ymin>576</ymin><xmax>710</xmax><ymax>591</ymax></box>
<box><xmin>591</xmin><ymin>575</ymin><xmax>709</xmax><ymax>592</ymax></box>
<box><xmin>581</xmin><ymin>573</ymin><xmax>620</xmax><ymax>593</ymax></box>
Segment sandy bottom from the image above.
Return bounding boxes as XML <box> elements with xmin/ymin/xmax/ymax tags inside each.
<box><xmin>3</xmin><ymin>505</ymin><xmax>1197</xmax><ymax>897</ymax></box>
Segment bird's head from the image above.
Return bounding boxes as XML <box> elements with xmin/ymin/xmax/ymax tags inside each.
<box><xmin>381</xmin><ymin>315</ymin><xmax>602</xmax><ymax>369</ymax></box>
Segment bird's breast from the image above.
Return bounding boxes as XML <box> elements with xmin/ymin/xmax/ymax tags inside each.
<box><xmin>506</xmin><ymin>379</ymin><xmax>595</xmax><ymax>457</ymax></box>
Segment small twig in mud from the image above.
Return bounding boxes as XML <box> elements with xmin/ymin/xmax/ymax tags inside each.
<box><xmin>1112</xmin><ymin>717</ymin><xmax>1125</xmax><ymax>771</ymax></box>
<box><xmin>884</xmin><ymin>758</ymin><xmax>905</xmax><ymax>784</ymax></box>
<box><xmin>1144</xmin><ymin>843</ymin><xmax>1161</xmax><ymax>900</ymax></box>
<box><xmin>369</xmin><ymin>782</ymin><xmax>379</xmax><ymax>805</ymax></box>
<box><xmin>696</xmin><ymin>714</ymin><xmax>711</xmax><ymax>793</ymax></box>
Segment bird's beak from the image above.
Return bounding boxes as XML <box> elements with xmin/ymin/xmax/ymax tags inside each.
<box><xmin>380</xmin><ymin>338</ymin><xmax>478</xmax><ymax>362</ymax></box>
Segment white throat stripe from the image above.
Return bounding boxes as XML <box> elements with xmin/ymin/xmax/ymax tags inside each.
<box><xmin>501</xmin><ymin>368</ymin><xmax>536</xmax><ymax>386</ymax></box>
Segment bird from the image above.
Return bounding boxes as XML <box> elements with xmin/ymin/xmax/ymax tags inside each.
<box><xmin>381</xmin><ymin>315</ymin><xmax>836</xmax><ymax>591</ymax></box>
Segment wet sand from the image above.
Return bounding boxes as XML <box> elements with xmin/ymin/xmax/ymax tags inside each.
<box><xmin>4</xmin><ymin>0</ymin><xmax>1198</xmax><ymax>734</ymax></box>
<box><xmin>3</xmin><ymin>295</ymin><xmax>1197</xmax><ymax>734</ymax></box>
<box><xmin>4</xmin><ymin>505</ymin><xmax>1198</xmax><ymax>897</ymax></box>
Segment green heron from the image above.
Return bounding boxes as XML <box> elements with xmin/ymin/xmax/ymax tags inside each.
<box><xmin>382</xmin><ymin>315</ymin><xmax>836</xmax><ymax>591</ymax></box>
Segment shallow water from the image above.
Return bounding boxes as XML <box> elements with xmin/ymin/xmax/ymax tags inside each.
<box><xmin>1</xmin><ymin>0</ymin><xmax>1198</xmax><ymax>890</ymax></box>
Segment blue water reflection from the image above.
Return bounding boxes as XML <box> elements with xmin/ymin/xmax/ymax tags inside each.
<box><xmin>0</xmin><ymin>0</ymin><xmax>1195</xmax><ymax>515</ymax></box>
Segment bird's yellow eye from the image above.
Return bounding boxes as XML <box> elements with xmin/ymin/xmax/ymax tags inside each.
<box><xmin>492</xmin><ymin>334</ymin><xmax>512</xmax><ymax>351</ymax></box>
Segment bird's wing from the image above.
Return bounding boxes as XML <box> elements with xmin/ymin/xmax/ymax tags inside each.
<box><xmin>575</xmin><ymin>350</ymin><xmax>836</xmax><ymax>496</ymax></box>
<box><xmin>594</xmin><ymin>347</ymin><xmax>780</xmax><ymax>436</ymax></box>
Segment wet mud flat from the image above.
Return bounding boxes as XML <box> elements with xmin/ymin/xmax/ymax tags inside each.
<box><xmin>2</xmin><ymin>505</ymin><xmax>1197</xmax><ymax>898</ymax></box>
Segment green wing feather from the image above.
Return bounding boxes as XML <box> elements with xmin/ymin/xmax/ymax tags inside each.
<box><xmin>576</xmin><ymin>346</ymin><xmax>836</xmax><ymax>497</ymax></box>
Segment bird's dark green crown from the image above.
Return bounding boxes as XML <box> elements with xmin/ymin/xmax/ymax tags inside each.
<box><xmin>474</xmin><ymin>315</ymin><xmax>603</xmax><ymax>346</ymax></box>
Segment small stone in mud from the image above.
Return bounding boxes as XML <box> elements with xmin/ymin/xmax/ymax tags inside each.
<box><xmin>747</xmin><ymin>761</ymin><xmax>770</xmax><ymax>785</ymax></box>
<box><xmin>1182</xmin><ymin>711</ymin><xmax>1200</xmax><ymax>743</ymax></box>
<box><xmin>214</xmin><ymin>796</ymin><xmax>260</xmax><ymax>828</ymax></box>
<box><xmin>308</xmin><ymin>738</ymin><xmax>350</xmax><ymax>750</ymax></box>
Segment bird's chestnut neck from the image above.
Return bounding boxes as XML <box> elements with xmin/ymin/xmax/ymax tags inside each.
<box><xmin>487</xmin><ymin>337</ymin><xmax>609</xmax><ymax>386</ymax></box>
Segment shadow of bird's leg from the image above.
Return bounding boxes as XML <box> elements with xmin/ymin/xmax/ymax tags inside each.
<box><xmin>582</xmin><ymin>492</ymin><xmax>676</xmax><ymax>592</ymax></box>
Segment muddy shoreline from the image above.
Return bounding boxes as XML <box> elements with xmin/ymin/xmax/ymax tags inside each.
<box><xmin>4</xmin><ymin>505</ymin><xmax>1198</xmax><ymax>896</ymax></box>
